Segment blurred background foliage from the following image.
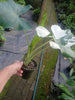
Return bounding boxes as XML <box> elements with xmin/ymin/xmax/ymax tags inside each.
<box><xmin>0</xmin><ymin>0</ymin><xmax>25</xmax><ymax>5</ymax></box>
<box><xmin>0</xmin><ymin>0</ymin><xmax>43</xmax><ymax>22</ymax></box>
<box><xmin>24</xmin><ymin>0</ymin><xmax>43</xmax><ymax>22</ymax></box>
<box><xmin>53</xmin><ymin>0</ymin><xmax>75</xmax><ymax>35</ymax></box>
<box><xmin>0</xmin><ymin>0</ymin><xmax>74</xmax><ymax>32</ymax></box>
<box><xmin>24</xmin><ymin>0</ymin><xmax>43</xmax><ymax>9</ymax></box>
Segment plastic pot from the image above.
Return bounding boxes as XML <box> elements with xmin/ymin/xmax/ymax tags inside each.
<box><xmin>21</xmin><ymin>60</ymin><xmax>37</xmax><ymax>79</ymax></box>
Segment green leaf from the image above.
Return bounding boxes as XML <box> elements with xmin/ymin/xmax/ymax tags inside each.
<box><xmin>70</xmin><ymin>76</ymin><xmax>75</xmax><ymax>80</ymax></box>
<box><xmin>0</xmin><ymin>0</ymin><xmax>32</xmax><ymax>30</ymax></box>
<box><xmin>40</xmin><ymin>13</ymin><xmax>47</xmax><ymax>26</ymax></box>
<box><xmin>24</xmin><ymin>30</ymin><xmax>30</xmax><ymax>58</ymax></box>
<box><xmin>67</xmin><ymin>80</ymin><xmax>75</xmax><ymax>88</ymax></box>
<box><xmin>0</xmin><ymin>26</ymin><xmax>4</xmax><ymax>30</ymax></box>
<box><xmin>70</xmin><ymin>68</ymin><xmax>74</xmax><ymax>77</ymax></box>
<box><xmin>14</xmin><ymin>0</ymin><xmax>25</xmax><ymax>6</ymax></box>
<box><xmin>30</xmin><ymin>45</ymin><xmax>49</xmax><ymax>60</ymax></box>
<box><xmin>30</xmin><ymin>34</ymin><xmax>41</xmax><ymax>52</ymax></box>
<box><xmin>60</xmin><ymin>72</ymin><xmax>67</xmax><ymax>81</ymax></box>
<box><xmin>1</xmin><ymin>36</ymin><xmax>6</xmax><ymax>41</ymax></box>
<box><xmin>71</xmin><ymin>90</ymin><xmax>75</xmax><ymax>96</ymax></box>
<box><xmin>58</xmin><ymin>84</ymin><xmax>74</xmax><ymax>97</ymax></box>
<box><xmin>68</xmin><ymin>58</ymin><xmax>72</xmax><ymax>63</ymax></box>
<box><xmin>59</xmin><ymin>93</ymin><xmax>74</xmax><ymax>100</ymax></box>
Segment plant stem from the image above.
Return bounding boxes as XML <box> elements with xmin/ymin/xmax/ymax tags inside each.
<box><xmin>24</xmin><ymin>30</ymin><xmax>30</xmax><ymax>58</ymax></box>
<box><xmin>30</xmin><ymin>39</ymin><xmax>53</xmax><ymax>56</ymax></box>
<box><xmin>30</xmin><ymin>45</ymin><xmax>49</xmax><ymax>60</ymax></box>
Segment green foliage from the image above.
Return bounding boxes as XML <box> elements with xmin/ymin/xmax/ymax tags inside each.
<box><xmin>63</xmin><ymin>13</ymin><xmax>75</xmax><ymax>31</ymax></box>
<box><xmin>40</xmin><ymin>13</ymin><xmax>47</xmax><ymax>27</ymax></box>
<box><xmin>23</xmin><ymin>31</ymin><xmax>49</xmax><ymax>66</ymax></box>
<box><xmin>0</xmin><ymin>26</ymin><xmax>4</xmax><ymax>30</ymax></box>
<box><xmin>67</xmin><ymin>80</ymin><xmax>75</xmax><ymax>88</ymax></box>
<box><xmin>58</xmin><ymin>68</ymin><xmax>75</xmax><ymax>100</ymax></box>
<box><xmin>14</xmin><ymin>0</ymin><xmax>25</xmax><ymax>5</ymax></box>
<box><xmin>58</xmin><ymin>84</ymin><xmax>74</xmax><ymax>97</ymax></box>
<box><xmin>0</xmin><ymin>26</ymin><xmax>6</xmax><ymax>41</ymax></box>
<box><xmin>0</xmin><ymin>0</ymin><xmax>32</xmax><ymax>30</ymax></box>
<box><xmin>32</xmin><ymin>8</ymin><xmax>41</xmax><ymax>22</ymax></box>
<box><xmin>54</xmin><ymin>0</ymin><xmax>75</xmax><ymax>34</ymax></box>
<box><xmin>25</xmin><ymin>0</ymin><xmax>42</xmax><ymax>9</ymax></box>
<box><xmin>35</xmin><ymin>47</ymin><xmax>58</xmax><ymax>100</ymax></box>
<box><xmin>68</xmin><ymin>0</ymin><xmax>75</xmax><ymax>13</ymax></box>
<box><xmin>59</xmin><ymin>14</ymin><xmax>66</xmax><ymax>20</ymax></box>
<box><xmin>59</xmin><ymin>93</ymin><xmax>74</xmax><ymax>100</ymax></box>
<box><xmin>0</xmin><ymin>0</ymin><xmax>6</xmax><ymax>1</ymax></box>
<box><xmin>25</xmin><ymin>0</ymin><xmax>43</xmax><ymax>22</ymax></box>
<box><xmin>30</xmin><ymin>33</ymin><xmax>41</xmax><ymax>52</ymax></box>
<box><xmin>34</xmin><ymin>8</ymin><xmax>40</xmax><ymax>14</ymax></box>
<box><xmin>70</xmin><ymin>68</ymin><xmax>74</xmax><ymax>77</ymax></box>
<box><xmin>0</xmin><ymin>0</ymin><xmax>25</xmax><ymax>5</ymax></box>
<box><xmin>60</xmin><ymin>72</ymin><xmax>67</xmax><ymax>81</ymax></box>
<box><xmin>71</xmin><ymin>45</ymin><xmax>75</xmax><ymax>52</ymax></box>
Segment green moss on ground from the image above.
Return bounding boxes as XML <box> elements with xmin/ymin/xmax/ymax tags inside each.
<box><xmin>35</xmin><ymin>47</ymin><xmax>58</xmax><ymax>100</ymax></box>
<box><xmin>0</xmin><ymin>76</ymin><xmax>13</xmax><ymax>98</ymax></box>
<box><xmin>35</xmin><ymin>0</ymin><xmax>58</xmax><ymax>99</ymax></box>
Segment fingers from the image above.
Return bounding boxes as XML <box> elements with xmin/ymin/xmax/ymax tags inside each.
<box><xmin>16</xmin><ymin>69</ymin><xmax>23</xmax><ymax>77</ymax></box>
<box><xmin>16</xmin><ymin>73</ymin><xmax>22</xmax><ymax>77</ymax></box>
<box><xmin>18</xmin><ymin>70</ymin><xmax>23</xmax><ymax>74</ymax></box>
<box><xmin>14</xmin><ymin>60</ymin><xmax>23</xmax><ymax>70</ymax></box>
<box><xmin>7</xmin><ymin>60</ymin><xmax>24</xmax><ymax>76</ymax></box>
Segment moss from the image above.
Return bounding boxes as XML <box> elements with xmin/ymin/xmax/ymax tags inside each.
<box><xmin>35</xmin><ymin>48</ymin><xmax>58</xmax><ymax>100</ymax></box>
<box><xmin>0</xmin><ymin>77</ymin><xmax>13</xmax><ymax>99</ymax></box>
<box><xmin>35</xmin><ymin>0</ymin><xmax>58</xmax><ymax>99</ymax></box>
<box><xmin>40</xmin><ymin>11</ymin><xmax>47</xmax><ymax>26</ymax></box>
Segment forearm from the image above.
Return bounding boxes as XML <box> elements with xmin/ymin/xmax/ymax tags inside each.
<box><xmin>0</xmin><ymin>61</ymin><xmax>23</xmax><ymax>93</ymax></box>
<box><xmin>0</xmin><ymin>66</ymin><xmax>12</xmax><ymax>93</ymax></box>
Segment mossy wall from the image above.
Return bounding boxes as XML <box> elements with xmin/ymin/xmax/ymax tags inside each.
<box><xmin>35</xmin><ymin>0</ymin><xmax>58</xmax><ymax>99</ymax></box>
<box><xmin>38</xmin><ymin>0</ymin><xmax>57</xmax><ymax>28</ymax></box>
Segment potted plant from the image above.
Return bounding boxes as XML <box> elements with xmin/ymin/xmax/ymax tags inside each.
<box><xmin>0</xmin><ymin>26</ymin><xmax>6</xmax><ymax>46</ymax></box>
<box><xmin>21</xmin><ymin>26</ymin><xmax>51</xmax><ymax>79</ymax></box>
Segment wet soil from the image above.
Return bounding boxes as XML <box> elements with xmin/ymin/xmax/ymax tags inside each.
<box><xmin>22</xmin><ymin>60</ymin><xmax>37</xmax><ymax>70</ymax></box>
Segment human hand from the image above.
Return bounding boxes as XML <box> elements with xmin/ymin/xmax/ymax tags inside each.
<box><xmin>0</xmin><ymin>61</ymin><xmax>23</xmax><ymax>93</ymax></box>
<box><xmin>7</xmin><ymin>60</ymin><xmax>23</xmax><ymax>77</ymax></box>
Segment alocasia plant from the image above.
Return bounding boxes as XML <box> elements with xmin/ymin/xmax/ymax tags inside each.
<box><xmin>49</xmin><ymin>25</ymin><xmax>75</xmax><ymax>59</ymax></box>
<box><xmin>23</xmin><ymin>26</ymin><xmax>50</xmax><ymax>66</ymax></box>
<box><xmin>0</xmin><ymin>0</ymin><xmax>32</xmax><ymax>30</ymax></box>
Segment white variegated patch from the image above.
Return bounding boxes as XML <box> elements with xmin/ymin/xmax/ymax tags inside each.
<box><xmin>36</xmin><ymin>26</ymin><xmax>50</xmax><ymax>38</ymax></box>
